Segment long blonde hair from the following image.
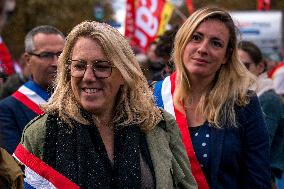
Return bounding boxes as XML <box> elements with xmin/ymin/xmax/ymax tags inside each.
<box><xmin>173</xmin><ymin>7</ymin><xmax>255</xmax><ymax>127</ymax></box>
<box><xmin>44</xmin><ymin>21</ymin><xmax>162</xmax><ymax>132</ymax></box>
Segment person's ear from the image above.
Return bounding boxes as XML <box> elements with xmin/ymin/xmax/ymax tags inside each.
<box><xmin>24</xmin><ymin>52</ymin><xmax>31</xmax><ymax>67</ymax></box>
<box><xmin>24</xmin><ymin>52</ymin><xmax>31</xmax><ymax>64</ymax></box>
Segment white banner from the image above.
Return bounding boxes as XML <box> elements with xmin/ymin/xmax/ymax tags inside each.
<box><xmin>230</xmin><ymin>11</ymin><xmax>283</xmax><ymax>60</ymax></box>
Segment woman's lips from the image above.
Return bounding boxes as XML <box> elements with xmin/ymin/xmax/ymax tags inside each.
<box><xmin>192</xmin><ymin>57</ymin><xmax>209</xmax><ymax>64</ymax></box>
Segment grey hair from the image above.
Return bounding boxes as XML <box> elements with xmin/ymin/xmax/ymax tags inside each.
<box><xmin>24</xmin><ymin>25</ymin><xmax>65</xmax><ymax>53</ymax></box>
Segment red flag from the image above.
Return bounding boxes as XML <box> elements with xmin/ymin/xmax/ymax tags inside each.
<box><xmin>0</xmin><ymin>38</ymin><xmax>15</xmax><ymax>75</ymax></box>
<box><xmin>185</xmin><ymin>0</ymin><xmax>194</xmax><ymax>15</ymax></box>
<box><xmin>125</xmin><ymin>0</ymin><xmax>171</xmax><ymax>52</ymax></box>
<box><xmin>124</xmin><ymin>0</ymin><xmax>136</xmax><ymax>46</ymax></box>
<box><xmin>257</xmin><ymin>0</ymin><xmax>271</xmax><ymax>10</ymax></box>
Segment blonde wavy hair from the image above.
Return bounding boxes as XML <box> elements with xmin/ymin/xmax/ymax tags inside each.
<box><xmin>44</xmin><ymin>21</ymin><xmax>162</xmax><ymax>132</ymax></box>
<box><xmin>173</xmin><ymin>7</ymin><xmax>256</xmax><ymax>128</ymax></box>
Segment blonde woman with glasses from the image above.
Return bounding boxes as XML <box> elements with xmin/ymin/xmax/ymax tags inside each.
<box><xmin>13</xmin><ymin>21</ymin><xmax>197</xmax><ymax>189</ymax></box>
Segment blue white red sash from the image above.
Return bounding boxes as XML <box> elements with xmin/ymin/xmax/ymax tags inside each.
<box><xmin>13</xmin><ymin>144</ymin><xmax>80</xmax><ymax>189</ymax></box>
<box><xmin>12</xmin><ymin>81</ymin><xmax>49</xmax><ymax>115</ymax></box>
<box><xmin>154</xmin><ymin>72</ymin><xmax>210</xmax><ymax>189</ymax></box>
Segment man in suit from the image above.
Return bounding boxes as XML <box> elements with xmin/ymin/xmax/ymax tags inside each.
<box><xmin>0</xmin><ymin>25</ymin><xmax>65</xmax><ymax>154</ymax></box>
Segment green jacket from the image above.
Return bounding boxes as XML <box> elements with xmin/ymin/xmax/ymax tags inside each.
<box><xmin>0</xmin><ymin>148</ymin><xmax>24</xmax><ymax>189</ymax></box>
<box><xmin>20</xmin><ymin>111</ymin><xmax>197</xmax><ymax>189</ymax></box>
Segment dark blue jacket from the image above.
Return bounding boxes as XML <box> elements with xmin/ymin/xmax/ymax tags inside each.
<box><xmin>259</xmin><ymin>89</ymin><xmax>284</xmax><ymax>176</ymax></box>
<box><xmin>209</xmin><ymin>95</ymin><xmax>271</xmax><ymax>189</ymax></box>
<box><xmin>0</xmin><ymin>96</ymin><xmax>37</xmax><ymax>154</ymax></box>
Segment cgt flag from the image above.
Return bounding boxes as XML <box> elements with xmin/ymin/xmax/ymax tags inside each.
<box><xmin>257</xmin><ymin>0</ymin><xmax>271</xmax><ymax>10</ymax></box>
<box><xmin>125</xmin><ymin>0</ymin><xmax>174</xmax><ymax>52</ymax></box>
<box><xmin>185</xmin><ymin>0</ymin><xmax>194</xmax><ymax>15</ymax></box>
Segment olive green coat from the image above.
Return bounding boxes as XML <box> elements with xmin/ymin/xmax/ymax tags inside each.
<box><xmin>20</xmin><ymin>111</ymin><xmax>197</xmax><ymax>189</ymax></box>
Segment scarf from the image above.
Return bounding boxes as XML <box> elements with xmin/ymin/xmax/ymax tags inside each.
<box><xmin>43</xmin><ymin>114</ymin><xmax>142</xmax><ymax>189</ymax></box>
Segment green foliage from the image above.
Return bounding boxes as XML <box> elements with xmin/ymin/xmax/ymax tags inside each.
<box><xmin>2</xmin><ymin>0</ymin><xmax>114</xmax><ymax>59</ymax></box>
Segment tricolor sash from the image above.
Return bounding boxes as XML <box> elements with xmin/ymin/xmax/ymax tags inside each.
<box><xmin>268</xmin><ymin>62</ymin><xmax>284</xmax><ymax>79</ymax></box>
<box><xmin>154</xmin><ymin>72</ymin><xmax>210</xmax><ymax>189</ymax></box>
<box><xmin>12</xmin><ymin>81</ymin><xmax>49</xmax><ymax>115</ymax></box>
<box><xmin>13</xmin><ymin>144</ymin><xmax>80</xmax><ymax>189</ymax></box>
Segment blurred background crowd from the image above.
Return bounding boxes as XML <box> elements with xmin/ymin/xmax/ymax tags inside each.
<box><xmin>0</xmin><ymin>0</ymin><xmax>283</xmax><ymax>189</ymax></box>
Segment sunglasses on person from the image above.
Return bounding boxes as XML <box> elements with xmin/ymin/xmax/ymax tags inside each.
<box><xmin>242</xmin><ymin>61</ymin><xmax>254</xmax><ymax>69</ymax></box>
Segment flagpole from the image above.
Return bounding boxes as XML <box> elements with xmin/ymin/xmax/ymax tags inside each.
<box><xmin>173</xmin><ymin>7</ymin><xmax>187</xmax><ymax>22</ymax></box>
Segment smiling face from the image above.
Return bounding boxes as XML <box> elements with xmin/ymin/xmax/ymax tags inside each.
<box><xmin>183</xmin><ymin>19</ymin><xmax>229</xmax><ymax>81</ymax></box>
<box><xmin>70</xmin><ymin>37</ymin><xmax>124</xmax><ymax>116</ymax></box>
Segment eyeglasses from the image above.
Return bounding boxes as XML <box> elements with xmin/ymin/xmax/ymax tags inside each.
<box><xmin>242</xmin><ymin>62</ymin><xmax>254</xmax><ymax>69</ymax></box>
<box><xmin>28</xmin><ymin>51</ymin><xmax>62</xmax><ymax>60</ymax></box>
<box><xmin>68</xmin><ymin>59</ymin><xmax>115</xmax><ymax>79</ymax></box>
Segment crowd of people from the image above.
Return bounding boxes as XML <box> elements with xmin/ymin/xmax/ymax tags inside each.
<box><xmin>0</xmin><ymin>1</ymin><xmax>283</xmax><ymax>189</ymax></box>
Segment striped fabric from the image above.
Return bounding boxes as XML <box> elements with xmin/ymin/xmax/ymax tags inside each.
<box><xmin>12</xmin><ymin>82</ymin><xmax>47</xmax><ymax>115</ymax></box>
<box><xmin>13</xmin><ymin>144</ymin><xmax>80</xmax><ymax>189</ymax></box>
<box><xmin>153</xmin><ymin>72</ymin><xmax>210</xmax><ymax>189</ymax></box>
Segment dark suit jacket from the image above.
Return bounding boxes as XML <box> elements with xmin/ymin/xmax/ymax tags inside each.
<box><xmin>259</xmin><ymin>89</ymin><xmax>284</xmax><ymax>174</ymax></box>
<box><xmin>0</xmin><ymin>73</ymin><xmax>28</xmax><ymax>100</ymax></box>
<box><xmin>0</xmin><ymin>96</ymin><xmax>37</xmax><ymax>154</ymax></box>
<box><xmin>208</xmin><ymin>95</ymin><xmax>271</xmax><ymax>189</ymax></box>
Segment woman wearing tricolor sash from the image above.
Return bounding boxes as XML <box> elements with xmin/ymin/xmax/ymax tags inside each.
<box><xmin>13</xmin><ymin>21</ymin><xmax>197</xmax><ymax>189</ymax></box>
<box><xmin>153</xmin><ymin>7</ymin><xmax>271</xmax><ymax>189</ymax></box>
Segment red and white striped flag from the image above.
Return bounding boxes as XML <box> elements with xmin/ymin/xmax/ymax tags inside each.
<box><xmin>124</xmin><ymin>0</ymin><xmax>174</xmax><ymax>52</ymax></box>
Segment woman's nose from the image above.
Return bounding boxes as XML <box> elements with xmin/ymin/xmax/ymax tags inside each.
<box><xmin>197</xmin><ymin>40</ymin><xmax>209</xmax><ymax>55</ymax></box>
<box><xmin>83</xmin><ymin>65</ymin><xmax>96</xmax><ymax>81</ymax></box>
